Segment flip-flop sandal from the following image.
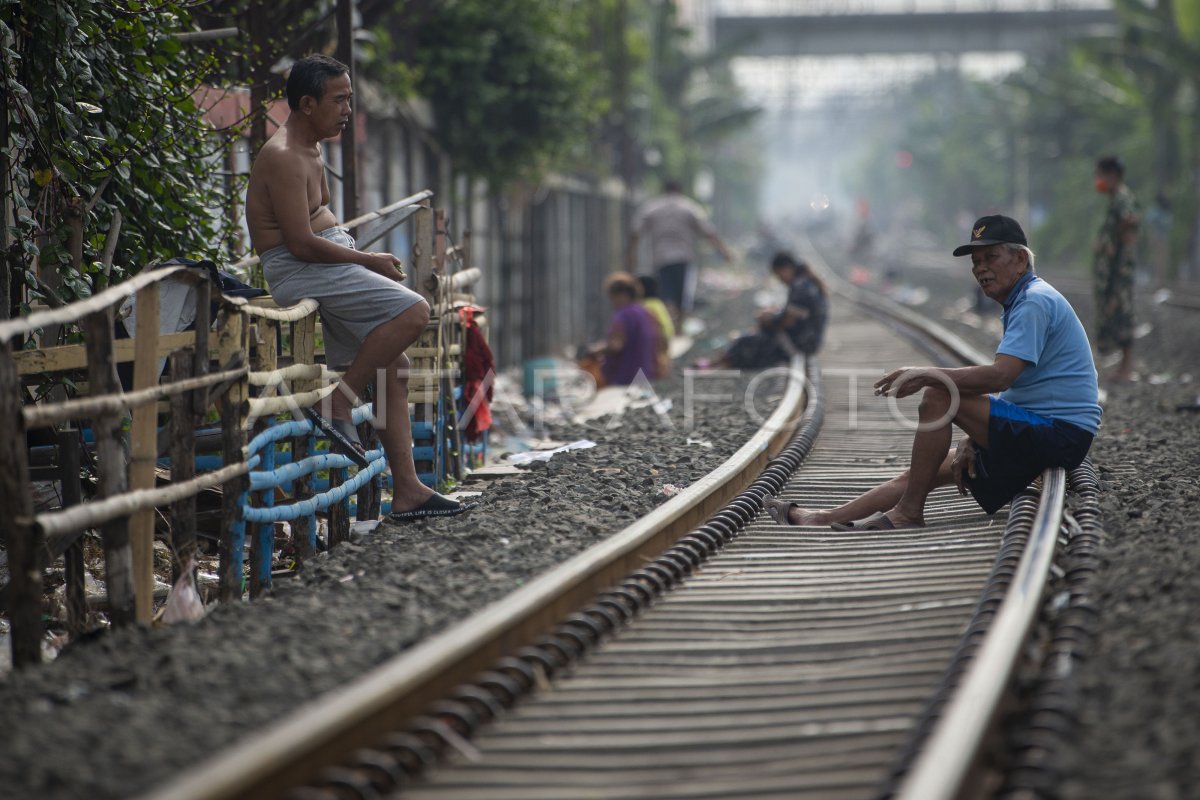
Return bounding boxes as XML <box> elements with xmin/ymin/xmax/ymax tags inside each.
<box><xmin>855</xmin><ymin>511</ymin><xmax>897</xmax><ymax>531</ymax></box>
<box><xmin>303</xmin><ymin>407</ymin><xmax>370</xmax><ymax>469</ymax></box>
<box><xmin>764</xmin><ymin>497</ymin><xmax>798</xmax><ymax>526</ymax></box>
<box><xmin>833</xmin><ymin>511</ymin><xmax>923</xmax><ymax>531</ymax></box>
<box><xmin>390</xmin><ymin>493</ymin><xmax>477</xmax><ymax>522</ymax></box>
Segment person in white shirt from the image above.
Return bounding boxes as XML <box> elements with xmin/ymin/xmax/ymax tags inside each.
<box><xmin>626</xmin><ymin>179</ymin><xmax>734</xmax><ymax>324</ymax></box>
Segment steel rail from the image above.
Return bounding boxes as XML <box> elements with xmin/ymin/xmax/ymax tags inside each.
<box><xmin>896</xmin><ymin>469</ymin><xmax>1066</xmax><ymax>799</ymax></box>
<box><xmin>139</xmin><ymin>358</ymin><xmax>809</xmax><ymax>800</ymax></box>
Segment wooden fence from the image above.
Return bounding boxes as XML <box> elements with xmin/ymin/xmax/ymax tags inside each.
<box><xmin>0</xmin><ymin>190</ymin><xmax>482</xmax><ymax>669</ymax></box>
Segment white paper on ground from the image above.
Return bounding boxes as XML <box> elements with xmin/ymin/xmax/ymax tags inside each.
<box><xmin>506</xmin><ymin>440</ymin><xmax>597</xmax><ymax>466</ymax></box>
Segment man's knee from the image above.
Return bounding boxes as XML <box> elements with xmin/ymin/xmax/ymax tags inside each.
<box><xmin>407</xmin><ymin>300</ymin><xmax>431</xmax><ymax>330</ymax></box>
<box><xmin>919</xmin><ymin>385</ymin><xmax>952</xmax><ymax>416</ymax></box>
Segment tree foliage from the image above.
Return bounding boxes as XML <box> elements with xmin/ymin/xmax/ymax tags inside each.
<box><xmin>1</xmin><ymin>0</ymin><xmax>232</xmax><ymax>321</ymax></box>
<box><xmin>846</xmin><ymin>0</ymin><xmax>1200</xmax><ymax>276</ymax></box>
<box><xmin>373</xmin><ymin>0</ymin><xmax>601</xmax><ymax>186</ymax></box>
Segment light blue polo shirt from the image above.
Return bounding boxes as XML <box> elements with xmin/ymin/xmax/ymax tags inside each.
<box><xmin>996</xmin><ymin>272</ymin><xmax>1102</xmax><ymax>433</ymax></box>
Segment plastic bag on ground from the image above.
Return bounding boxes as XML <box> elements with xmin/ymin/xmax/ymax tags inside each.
<box><xmin>162</xmin><ymin>557</ymin><xmax>206</xmax><ymax>625</ymax></box>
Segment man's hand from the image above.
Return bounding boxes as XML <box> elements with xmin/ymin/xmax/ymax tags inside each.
<box><xmin>361</xmin><ymin>251</ymin><xmax>407</xmax><ymax>283</ymax></box>
<box><xmin>873</xmin><ymin>366</ymin><xmax>929</xmax><ymax>399</ymax></box>
<box><xmin>951</xmin><ymin>438</ymin><xmax>978</xmax><ymax>495</ymax></box>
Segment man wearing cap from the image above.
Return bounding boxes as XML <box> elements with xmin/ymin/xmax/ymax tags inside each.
<box><xmin>765</xmin><ymin>215</ymin><xmax>1101</xmax><ymax>530</ymax></box>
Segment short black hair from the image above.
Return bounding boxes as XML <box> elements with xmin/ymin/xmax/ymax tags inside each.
<box><xmin>1096</xmin><ymin>155</ymin><xmax>1124</xmax><ymax>177</ymax></box>
<box><xmin>287</xmin><ymin>54</ymin><xmax>349</xmax><ymax>110</ymax></box>
<box><xmin>770</xmin><ymin>251</ymin><xmax>805</xmax><ymax>271</ymax></box>
<box><xmin>663</xmin><ymin>178</ymin><xmax>683</xmax><ymax>194</ymax></box>
<box><xmin>605</xmin><ymin>271</ymin><xmax>642</xmax><ymax>299</ymax></box>
<box><xmin>637</xmin><ymin>275</ymin><xmax>660</xmax><ymax>299</ymax></box>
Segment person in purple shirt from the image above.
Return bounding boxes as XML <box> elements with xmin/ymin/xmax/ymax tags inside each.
<box><xmin>602</xmin><ymin>272</ymin><xmax>662</xmax><ymax>386</ymax></box>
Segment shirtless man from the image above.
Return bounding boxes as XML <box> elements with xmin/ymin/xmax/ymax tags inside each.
<box><xmin>246</xmin><ymin>53</ymin><xmax>469</xmax><ymax>521</ymax></box>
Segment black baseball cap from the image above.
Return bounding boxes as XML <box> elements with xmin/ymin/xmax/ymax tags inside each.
<box><xmin>952</xmin><ymin>214</ymin><xmax>1027</xmax><ymax>257</ymax></box>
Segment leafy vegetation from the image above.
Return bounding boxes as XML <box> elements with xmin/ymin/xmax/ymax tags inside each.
<box><xmin>847</xmin><ymin>0</ymin><xmax>1200</xmax><ymax>277</ymax></box>
<box><xmin>1</xmin><ymin>0</ymin><xmax>231</xmax><ymax>323</ymax></box>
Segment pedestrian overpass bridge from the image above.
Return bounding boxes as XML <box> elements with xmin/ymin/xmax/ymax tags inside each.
<box><xmin>714</xmin><ymin>5</ymin><xmax>1117</xmax><ymax>57</ymax></box>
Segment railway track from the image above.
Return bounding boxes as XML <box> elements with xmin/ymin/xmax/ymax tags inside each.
<box><xmin>143</xmin><ymin>247</ymin><xmax>1095</xmax><ymax>800</ymax></box>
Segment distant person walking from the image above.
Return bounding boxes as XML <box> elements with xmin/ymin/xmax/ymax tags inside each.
<box><xmin>627</xmin><ymin>178</ymin><xmax>734</xmax><ymax>325</ymax></box>
<box><xmin>1093</xmin><ymin>155</ymin><xmax>1140</xmax><ymax>383</ymax></box>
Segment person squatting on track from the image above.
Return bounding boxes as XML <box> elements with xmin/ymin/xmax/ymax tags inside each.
<box><xmin>245</xmin><ymin>53</ymin><xmax>471</xmax><ymax>521</ymax></box>
<box><xmin>713</xmin><ymin>251</ymin><xmax>829</xmax><ymax>370</ymax></box>
<box><xmin>765</xmin><ymin>215</ymin><xmax>1102</xmax><ymax>531</ymax></box>
<box><xmin>626</xmin><ymin>178</ymin><xmax>735</xmax><ymax>326</ymax></box>
<box><xmin>1093</xmin><ymin>154</ymin><xmax>1140</xmax><ymax>384</ymax></box>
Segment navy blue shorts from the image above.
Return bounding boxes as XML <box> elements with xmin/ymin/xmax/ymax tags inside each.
<box><xmin>967</xmin><ymin>397</ymin><xmax>1094</xmax><ymax>514</ymax></box>
<box><xmin>656</xmin><ymin>261</ymin><xmax>696</xmax><ymax>313</ymax></box>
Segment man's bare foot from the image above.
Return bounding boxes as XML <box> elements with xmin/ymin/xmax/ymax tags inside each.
<box><xmin>881</xmin><ymin>508</ymin><xmax>924</xmax><ymax>528</ymax></box>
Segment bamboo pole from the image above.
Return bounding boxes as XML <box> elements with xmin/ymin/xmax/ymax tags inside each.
<box><xmin>412</xmin><ymin>205</ymin><xmax>434</xmax><ymax>304</ymax></box>
<box><xmin>0</xmin><ymin>343</ymin><xmax>40</xmax><ymax>667</ymax></box>
<box><xmin>83</xmin><ymin>308</ymin><xmax>136</xmax><ymax>626</ymax></box>
<box><xmin>57</xmin><ymin>429</ymin><xmax>87</xmax><ymax>636</ymax></box>
<box><xmin>249</xmin><ymin>320</ymin><xmax>277</xmax><ymax>598</ymax></box>
<box><xmin>37</xmin><ymin>460</ymin><xmax>252</xmax><ymax>542</ymax></box>
<box><xmin>289</xmin><ymin>430</ymin><xmax>315</xmax><ymax>563</ymax></box>
<box><xmin>129</xmin><ymin>282</ymin><xmax>161</xmax><ymax>623</ymax></box>
<box><xmin>292</xmin><ymin>314</ymin><xmax>317</xmax><ymax>393</ymax></box>
<box><xmin>0</xmin><ymin>264</ymin><xmax>188</xmax><ymax>342</ymax></box>
<box><xmin>217</xmin><ymin>309</ymin><xmax>248</xmax><ymax>602</ymax></box>
<box><xmin>191</xmin><ymin>276</ymin><xmax>211</xmax><ymax>416</ymax></box>
<box><xmin>168</xmin><ymin>351</ymin><xmax>198</xmax><ymax>585</ymax></box>
<box><xmin>22</xmin><ymin>365</ymin><xmax>245</xmax><ymax>429</ymax></box>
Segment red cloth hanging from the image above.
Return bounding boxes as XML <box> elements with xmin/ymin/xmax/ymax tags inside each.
<box><xmin>458</xmin><ymin>306</ymin><xmax>494</xmax><ymax>442</ymax></box>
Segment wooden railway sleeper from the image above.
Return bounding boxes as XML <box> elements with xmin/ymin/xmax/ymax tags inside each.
<box><xmin>679</xmin><ymin>529</ymin><xmax>722</xmax><ymax>553</ymax></box>
<box><xmin>492</xmin><ymin>655</ymin><xmax>537</xmax><ymax>691</ymax></box>
<box><xmin>516</xmin><ymin>644</ymin><xmax>563</xmax><ymax>676</ymax></box>
<box><xmin>535</xmin><ymin>632</ymin><xmax>581</xmax><ymax>663</ymax></box>
<box><xmin>596</xmin><ymin>588</ymin><xmax>644</xmax><ymax>617</ymax></box>
<box><xmin>618</xmin><ymin>576</ymin><xmax>656</xmax><ymax>605</ymax></box>
<box><xmin>576</xmin><ymin>604</ymin><xmax>623</xmax><ymax>632</ymax></box>
<box><xmin>376</xmin><ymin>732</ymin><xmax>437</xmax><ymax>774</ymax></box>
<box><xmin>346</xmin><ymin>748</ymin><xmax>408</xmax><ymax>794</ymax></box>
<box><xmin>449</xmin><ymin>685</ymin><xmax>506</xmax><ymax>722</ymax></box>
<box><xmin>629</xmin><ymin>566</ymin><xmax>671</xmax><ymax>594</ymax></box>
<box><xmin>550</xmin><ymin>626</ymin><xmax>591</xmax><ymax>655</ymax></box>
<box><xmin>472</xmin><ymin>670</ymin><xmax>524</xmax><ymax>707</ymax></box>
<box><xmin>310</xmin><ymin>766</ymin><xmax>380</xmax><ymax>800</ymax></box>
<box><xmin>555</xmin><ymin>615</ymin><xmax>597</xmax><ymax>645</ymax></box>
